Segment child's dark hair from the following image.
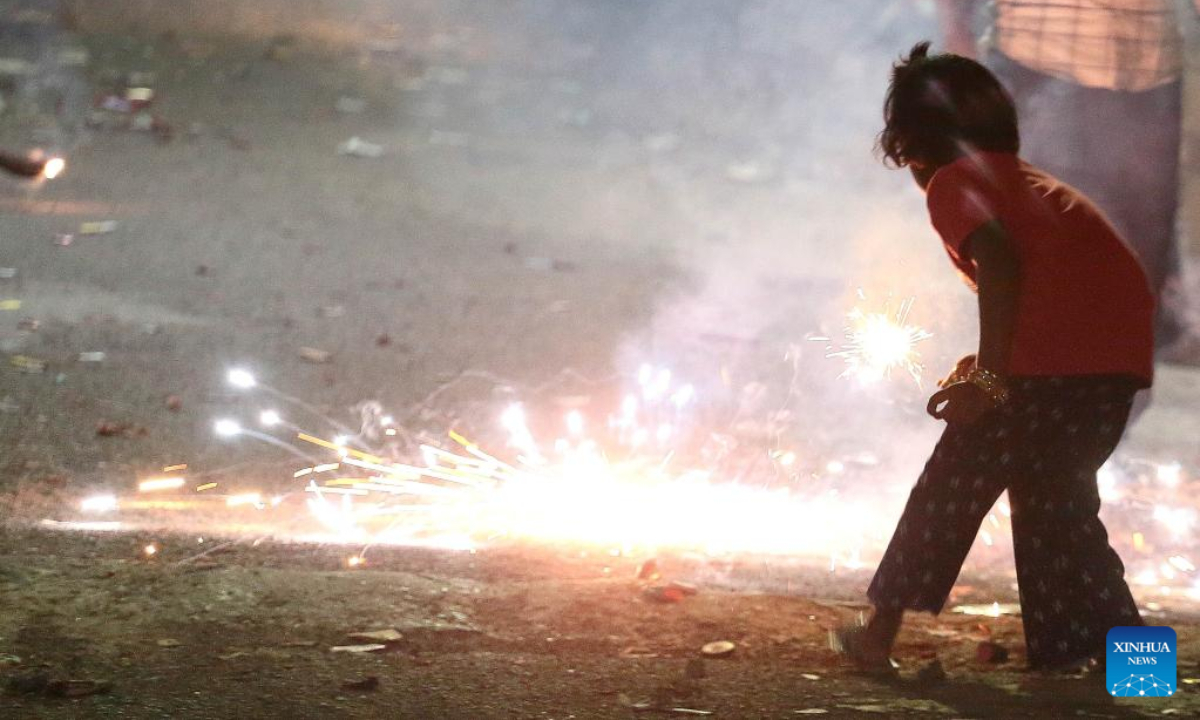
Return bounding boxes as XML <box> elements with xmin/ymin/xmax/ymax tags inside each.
<box><xmin>879</xmin><ymin>42</ymin><xmax>1019</xmax><ymax>168</ymax></box>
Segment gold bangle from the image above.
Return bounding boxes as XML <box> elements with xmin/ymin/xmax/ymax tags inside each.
<box><xmin>966</xmin><ymin>367</ymin><xmax>1010</xmax><ymax>405</ymax></box>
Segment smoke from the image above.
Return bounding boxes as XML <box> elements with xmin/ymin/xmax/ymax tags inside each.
<box><xmin>562</xmin><ymin>1</ymin><xmax>982</xmax><ymax>482</ymax></box>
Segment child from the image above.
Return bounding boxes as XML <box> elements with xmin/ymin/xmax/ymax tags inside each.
<box><xmin>835</xmin><ymin>42</ymin><xmax>1153</xmax><ymax>674</ymax></box>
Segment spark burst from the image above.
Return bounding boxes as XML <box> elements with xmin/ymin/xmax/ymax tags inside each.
<box><xmin>823</xmin><ymin>293</ymin><xmax>932</xmax><ymax>384</ymax></box>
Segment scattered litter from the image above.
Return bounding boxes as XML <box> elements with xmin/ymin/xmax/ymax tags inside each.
<box><xmin>95</xmin><ymin>421</ymin><xmax>146</xmax><ymax>438</ymax></box>
<box><xmin>700</xmin><ymin>641</ymin><xmax>735</xmax><ymax>658</ymax></box>
<box><xmin>335</xmin><ymin>97</ymin><xmax>367</xmax><ymax>114</ymax></box>
<box><xmin>643</xmin><ymin>585</ymin><xmax>686</xmax><ymax>604</ymax></box>
<box><xmin>341</xmin><ymin>676</ymin><xmax>380</xmax><ymax>691</ymax></box>
<box><xmin>636</xmin><ymin>558</ymin><xmax>660</xmax><ymax>581</ymax></box>
<box><xmin>79</xmin><ymin>351</ymin><xmax>107</xmax><ymax>363</ymax></box>
<box><xmin>951</xmin><ymin>602</ymin><xmax>1020</xmax><ymax>617</ymax></box>
<box><xmin>0</xmin><ymin>299</ymin><xmax>20</xmax><ymax>311</ymax></box>
<box><xmin>619</xmin><ymin>646</ymin><xmax>657</xmax><ymax>658</ymax></box>
<box><xmin>338</xmin><ymin>137</ymin><xmax>384</xmax><ymax>158</ymax></box>
<box><xmin>218</xmin><ymin>650</ymin><xmax>249</xmax><ymax>661</ymax></box>
<box><xmin>347</xmin><ymin>629</ymin><xmax>403</xmax><ymax>644</ymax></box>
<box><xmin>0</xmin><ymin>654</ymin><xmax>20</xmax><ymax>667</ymax></box>
<box><xmin>330</xmin><ymin>644</ymin><xmax>387</xmax><ymax>654</ymax></box>
<box><xmin>17</xmin><ymin>318</ymin><xmax>39</xmax><ymax>332</ymax></box>
<box><xmin>299</xmin><ymin>347</ymin><xmax>332</xmax><ymax>364</ymax></box>
<box><xmin>80</xmin><ymin>221</ymin><xmax>118</xmax><ymax>235</ymax></box>
<box><xmin>165</xmin><ymin>395</ymin><xmax>183</xmax><ymax>412</ymax></box>
<box><xmin>55</xmin><ymin>233</ymin><xmax>74</xmax><ymax>247</ymax></box>
<box><xmin>5</xmin><ymin>674</ymin><xmax>112</xmax><ymax>698</ymax></box>
<box><xmin>0</xmin><ymin>267</ymin><xmax>15</xmax><ymax>279</ymax></box>
<box><xmin>668</xmin><ymin>710</ymin><xmax>712</xmax><ymax>717</ymax></box>
<box><xmin>156</xmin><ymin>638</ymin><xmax>182</xmax><ymax>648</ymax></box>
<box><xmin>10</xmin><ymin>355</ymin><xmax>46</xmax><ymax>373</ymax></box>
<box><xmin>126</xmin><ymin>87</ymin><xmax>155</xmax><ymax>106</ymax></box>
<box><xmin>58</xmin><ymin>47</ymin><xmax>89</xmax><ymax>66</ymax></box>
<box><xmin>976</xmin><ymin>640</ymin><xmax>1009</xmax><ymax>664</ymax></box>
<box><xmin>835</xmin><ymin>705</ymin><xmax>888</xmax><ymax>714</ymax></box>
<box><xmin>800</xmin><ymin>673</ymin><xmax>821</xmax><ymax>681</ymax></box>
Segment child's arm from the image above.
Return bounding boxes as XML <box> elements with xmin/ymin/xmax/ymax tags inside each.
<box><xmin>927</xmin><ymin>220</ymin><xmax>1019</xmax><ymax>424</ymax></box>
<box><xmin>968</xmin><ymin>219</ymin><xmax>1020</xmax><ymax>375</ymax></box>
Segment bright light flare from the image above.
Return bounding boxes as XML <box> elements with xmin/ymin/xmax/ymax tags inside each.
<box><xmin>227</xmin><ymin>369</ymin><xmax>257</xmax><ymax>389</ymax></box>
<box><xmin>826</xmin><ymin>296</ymin><xmax>932</xmax><ymax>384</ymax></box>
<box><xmin>143</xmin><ymin>543</ymin><xmax>158</xmax><ymax>557</ymax></box>
<box><xmin>260</xmin><ymin>410</ymin><xmax>282</xmax><ymax>427</ymax></box>
<box><xmin>42</xmin><ymin>157</ymin><xmax>65</xmax><ymax>180</ymax></box>
<box><xmin>81</xmin><ymin>494</ymin><xmax>118</xmax><ymax>513</ymax></box>
<box><xmin>214</xmin><ymin>419</ymin><xmax>242</xmax><ymax>437</ymax></box>
<box><xmin>226</xmin><ymin>492</ymin><xmax>264</xmax><ymax>509</ymax></box>
<box><xmin>138</xmin><ymin>477</ymin><xmax>186</xmax><ymax>492</ymax></box>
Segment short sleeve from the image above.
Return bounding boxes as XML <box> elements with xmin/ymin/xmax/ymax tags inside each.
<box><xmin>926</xmin><ymin>159</ymin><xmax>1003</xmax><ymax>259</ymax></box>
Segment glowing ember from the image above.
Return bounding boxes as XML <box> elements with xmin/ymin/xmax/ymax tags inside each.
<box><xmin>143</xmin><ymin>543</ymin><xmax>158</xmax><ymax>557</ymax></box>
<box><xmin>214</xmin><ymin>419</ymin><xmax>242</xmax><ymax>437</ymax></box>
<box><xmin>138</xmin><ymin>477</ymin><xmax>186</xmax><ymax>492</ymax></box>
<box><xmin>42</xmin><ymin>157</ymin><xmax>65</xmax><ymax>179</ymax></box>
<box><xmin>226</xmin><ymin>492</ymin><xmax>264</xmax><ymax>509</ymax></box>
<box><xmin>227</xmin><ymin>368</ymin><xmax>256</xmax><ymax>389</ymax></box>
<box><xmin>81</xmin><ymin>494</ymin><xmax>119</xmax><ymax>513</ymax></box>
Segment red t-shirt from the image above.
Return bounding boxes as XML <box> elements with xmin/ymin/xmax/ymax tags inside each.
<box><xmin>926</xmin><ymin>151</ymin><xmax>1154</xmax><ymax>386</ymax></box>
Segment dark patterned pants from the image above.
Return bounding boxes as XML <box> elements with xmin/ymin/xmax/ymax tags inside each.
<box><xmin>867</xmin><ymin>376</ymin><xmax>1144</xmax><ymax>669</ymax></box>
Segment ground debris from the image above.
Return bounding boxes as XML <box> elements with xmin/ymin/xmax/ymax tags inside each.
<box><xmin>347</xmin><ymin>628</ymin><xmax>403</xmax><ymax>643</ymax></box>
<box><xmin>341</xmin><ymin>675</ymin><xmax>380</xmax><ymax>691</ymax></box>
<box><xmin>330</xmin><ymin>644</ymin><xmax>387</xmax><ymax>654</ymax></box>
<box><xmin>700</xmin><ymin>640</ymin><xmax>735</xmax><ymax>658</ymax></box>
<box><xmin>339</xmin><ymin>137</ymin><xmax>384</xmax><ymax>158</ymax></box>
<box><xmin>976</xmin><ymin>640</ymin><xmax>1010</xmax><ymax>664</ymax></box>
<box><xmin>5</xmin><ymin>674</ymin><xmax>112</xmax><ymax>698</ymax></box>
<box><xmin>299</xmin><ymin>347</ymin><xmax>332</xmax><ymax>363</ymax></box>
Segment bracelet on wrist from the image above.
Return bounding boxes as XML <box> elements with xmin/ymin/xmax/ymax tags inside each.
<box><xmin>965</xmin><ymin>367</ymin><xmax>1010</xmax><ymax>405</ymax></box>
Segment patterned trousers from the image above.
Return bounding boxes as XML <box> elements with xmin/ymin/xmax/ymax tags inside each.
<box><xmin>867</xmin><ymin>376</ymin><xmax>1144</xmax><ymax>669</ymax></box>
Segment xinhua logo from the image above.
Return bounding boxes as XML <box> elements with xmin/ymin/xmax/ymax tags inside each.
<box><xmin>1106</xmin><ymin>626</ymin><xmax>1177</xmax><ymax>698</ymax></box>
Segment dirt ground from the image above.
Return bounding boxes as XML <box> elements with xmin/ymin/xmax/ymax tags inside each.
<box><xmin>4</xmin><ymin>1</ymin><xmax>1200</xmax><ymax>717</ymax></box>
<box><xmin>3</xmin><ymin>524</ymin><xmax>1200</xmax><ymax>719</ymax></box>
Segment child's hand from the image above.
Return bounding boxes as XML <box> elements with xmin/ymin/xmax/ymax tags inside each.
<box><xmin>939</xmin><ymin>354</ymin><xmax>977</xmax><ymax>388</ymax></box>
<box><xmin>927</xmin><ymin>381</ymin><xmax>992</xmax><ymax>424</ymax></box>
